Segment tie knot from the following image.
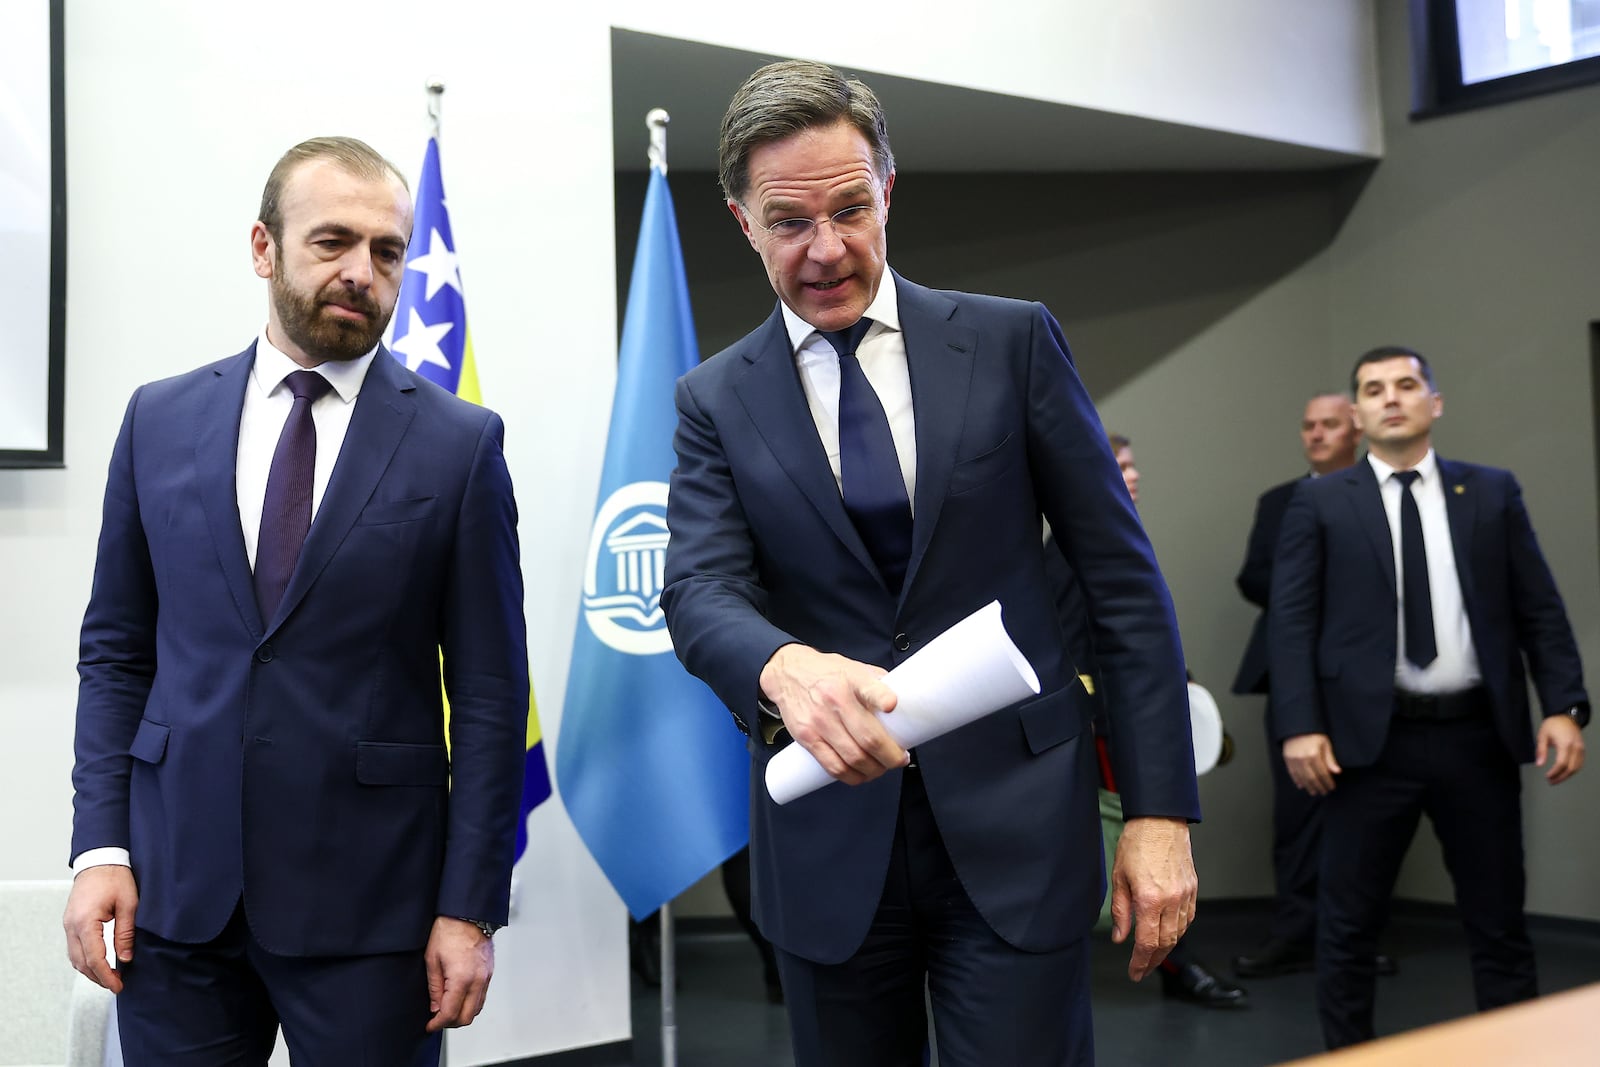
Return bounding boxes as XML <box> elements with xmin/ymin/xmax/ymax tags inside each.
<box><xmin>1394</xmin><ymin>469</ymin><xmax>1421</xmax><ymax>490</ymax></box>
<box><xmin>284</xmin><ymin>369</ymin><xmax>332</xmax><ymax>403</ymax></box>
<box><xmin>819</xmin><ymin>318</ymin><xmax>873</xmax><ymax>359</ymax></box>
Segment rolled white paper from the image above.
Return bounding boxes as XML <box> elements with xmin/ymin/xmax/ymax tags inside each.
<box><xmin>766</xmin><ymin>600</ymin><xmax>1041</xmax><ymax>805</ymax></box>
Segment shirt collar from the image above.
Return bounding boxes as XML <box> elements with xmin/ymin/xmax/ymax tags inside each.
<box><xmin>251</xmin><ymin>328</ymin><xmax>377</xmax><ymax>404</ymax></box>
<box><xmin>778</xmin><ymin>269</ymin><xmax>903</xmax><ymax>355</ymax></box>
<box><xmin>1367</xmin><ymin>447</ymin><xmax>1437</xmax><ymax>485</ymax></box>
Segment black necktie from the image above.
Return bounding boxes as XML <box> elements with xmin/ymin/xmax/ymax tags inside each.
<box><xmin>255</xmin><ymin>370</ymin><xmax>333</xmax><ymax>622</ymax></box>
<box><xmin>819</xmin><ymin>319</ymin><xmax>912</xmax><ymax>594</ymax></box>
<box><xmin>1394</xmin><ymin>470</ymin><xmax>1437</xmax><ymax>668</ymax></box>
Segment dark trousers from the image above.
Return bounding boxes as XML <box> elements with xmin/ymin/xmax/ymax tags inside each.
<box><xmin>775</xmin><ymin>767</ymin><xmax>1094</xmax><ymax>1067</ymax></box>
<box><xmin>1265</xmin><ymin>700</ymin><xmax>1324</xmax><ymax>947</ymax></box>
<box><xmin>1317</xmin><ymin>708</ymin><xmax>1536</xmax><ymax>1049</ymax></box>
<box><xmin>116</xmin><ymin>900</ymin><xmax>441</xmax><ymax>1067</ymax></box>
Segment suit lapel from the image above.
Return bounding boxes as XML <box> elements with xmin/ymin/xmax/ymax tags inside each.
<box><xmin>1439</xmin><ymin>457</ymin><xmax>1477</xmax><ymax>604</ymax></box>
<box><xmin>732</xmin><ymin>308</ymin><xmax>879</xmax><ymax>579</ymax></box>
<box><xmin>896</xmin><ymin>276</ymin><xmax>973</xmax><ymax>596</ymax></box>
<box><xmin>1345</xmin><ymin>459</ymin><xmax>1397</xmax><ymax>596</ymax></box>
<box><xmin>194</xmin><ymin>347</ymin><xmax>264</xmax><ymax>635</ymax></box>
<box><xmin>267</xmin><ymin>347</ymin><xmax>418</xmax><ymax>634</ymax></box>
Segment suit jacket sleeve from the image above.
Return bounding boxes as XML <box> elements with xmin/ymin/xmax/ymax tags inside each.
<box><xmin>1237</xmin><ymin>489</ymin><xmax>1281</xmax><ymax>608</ymax></box>
<box><xmin>71</xmin><ymin>390</ymin><xmax>160</xmax><ymax>862</ymax></box>
<box><xmin>1266</xmin><ymin>481</ymin><xmax>1326</xmax><ymax>741</ymax></box>
<box><xmin>1024</xmin><ymin>306</ymin><xmax>1197</xmax><ymax>821</ymax></box>
<box><xmin>660</xmin><ymin>373</ymin><xmax>797</xmax><ymax>729</ymax></box>
<box><xmin>1501</xmin><ymin>473</ymin><xmax>1589</xmax><ymax>716</ymax></box>
<box><xmin>435</xmin><ymin>412</ymin><xmax>530</xmax><ymax>926</ymax></box>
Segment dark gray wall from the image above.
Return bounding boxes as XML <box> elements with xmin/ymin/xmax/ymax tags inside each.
<box><xmin>620</xmin><ymin>1</ymin><xmax>1600</xmax><ymax>921</ymax></box>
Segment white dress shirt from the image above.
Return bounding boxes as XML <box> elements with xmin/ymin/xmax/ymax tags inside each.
<box><xmin>73</xmin><ymin>333</ymin><xmax>377</xmax><ymax>874</ymax></box>
<box><xmin>1367</xmin><ymin>450</ymin><xmax>1482</xmax><ymax>694</ymax></box>
<box><xmin>779</xmin><ymin>272</ymin><xmax>917</xmax><ymax>513</ymax></box>
<box><xmin>237</xmin><ymin>333</ymin><xmax>376</xmax><ymax>568</ymax></box>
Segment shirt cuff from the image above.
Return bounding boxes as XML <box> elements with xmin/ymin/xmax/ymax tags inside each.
<box><xmin>72</xmin><ymin>847</ymin><xmax>131</xmax><ymax>874</ymax></box>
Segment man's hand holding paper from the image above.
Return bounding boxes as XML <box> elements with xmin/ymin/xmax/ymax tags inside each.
<box><xmin>765</xmin><ymin>602</ymin><xmax>1042</xmax><ymax>804</ymax></box>
<box><xmin>759</xmin><ymin>644</ymin><xmax>908</xmax><ymax>785</ymax></box>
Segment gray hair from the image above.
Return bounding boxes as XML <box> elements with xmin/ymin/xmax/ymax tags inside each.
<box><xmin>718</xmin><ymin>60</ymin><xmax>894</xmax><ymax>204</ymax></box>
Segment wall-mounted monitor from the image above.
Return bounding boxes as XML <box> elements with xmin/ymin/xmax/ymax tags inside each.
<box><xmin>1415</xmin><ymin>0</ymin><xmax>1600</xmax><ymax>116</ymax></box>
<box><xmin>0</xmin><ymin>0</ymin><xmax>66</xmax><ymax>468</ymax></box>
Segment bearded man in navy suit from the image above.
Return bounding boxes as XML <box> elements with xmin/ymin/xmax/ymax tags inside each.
<box><xmin>1269</xmin><ymin>345</ymin><xmax>1588</xmax><ymax>1049</ymax></box>
<box><xmin>63</xmin><ymin>137</ymin><xmax>528</xmax><ymax>1065</ymax></box>
<box><xmin>661</xmin><ymin>61</ymin><xmax>1200</xmax><ymax>1067</ymax></box>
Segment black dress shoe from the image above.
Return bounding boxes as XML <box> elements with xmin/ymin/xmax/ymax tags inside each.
<box><xmin>1232</xmin><ymin>939</ymin><xmax>1314</xmax><ymax>978</ymax></box>
<box><xmin>1160</xmin><ymin>962</ymin><xmax>1249</xmax><ymax>1008</ymax></box>
<box><xmin>1375</xmin><ymin>953</ymin><xmax>1399</xmax><ymax>977</ymax></box>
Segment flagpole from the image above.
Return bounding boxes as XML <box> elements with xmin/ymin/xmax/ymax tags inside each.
<box><xmin>649</xmin><ymin>106</ymin><xmax>679</xmax><ymax>1067</ymax></box>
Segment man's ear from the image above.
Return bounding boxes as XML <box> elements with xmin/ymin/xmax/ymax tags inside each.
<box><xmin>729</xmin><ymin>200</ymin><xmax>760</xmax><ymax>251</ymax></box>
<box><xmin>250</xmin><ymin>222</ymin><xmax>275</xmax><ymax>280</ymax></box>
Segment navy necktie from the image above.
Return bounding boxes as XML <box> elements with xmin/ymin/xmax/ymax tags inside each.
<box><xmin>1394</xmin><ymin>469</ymin><xmax>1437</xmax><ymax>668</ymax></box>
<box><xmin>819</xmin><ymin>318</ymin><xmax>912</xmax><ymax>594</ymax></box>
<box><xmin>255</xmin><ymin>370</ymin><xmax>333</xmax><ymax>622</ymax></box>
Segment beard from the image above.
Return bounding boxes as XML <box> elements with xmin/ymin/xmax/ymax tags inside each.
<box><xmin>270</xmin><ymin>264</ymin><xmax>393</xmax><ymax>364</ymax></box>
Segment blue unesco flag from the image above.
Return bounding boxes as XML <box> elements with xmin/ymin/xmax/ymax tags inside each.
<box><xmin>556</xmin><ymin>167</ymin><xmax>749</xmax><ymax>919</ymax></box>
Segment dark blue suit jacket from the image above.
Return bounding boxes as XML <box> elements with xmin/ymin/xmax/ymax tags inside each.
<box><xmin>1267</xmin><ymin>456</ymin><xmax>1586</xmax><ymax>767</ymax></box>
<box><xmin>661</xmin><ymin>274</ymin><xmax>1199</xmax><ymax>964</ymax></box>
<box><xmin>72</xmin><ymin>345</ymin><xmax>528</xmax><ymax>956</ymax></box>
<box><xmin>1231</xmin><ymin>477</ymin><xmax>1301</xmax><ymax>695</ymax></box>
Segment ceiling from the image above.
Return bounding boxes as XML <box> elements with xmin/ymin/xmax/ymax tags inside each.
<box><xmin>610</xmin><ymin>28</ymin><xmax>1374</xmax><ymax>175</ymax></box>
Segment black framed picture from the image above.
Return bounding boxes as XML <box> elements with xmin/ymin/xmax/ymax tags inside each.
<box><xmin>0</xmin><ymin>0</ymin><xmax>66</xmax><ymax>468</ymax></box>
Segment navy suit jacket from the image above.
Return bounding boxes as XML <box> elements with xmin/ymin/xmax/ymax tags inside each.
<box><xmin>1267</xmin><ymin>456</ymin><xmax>1586</xmax><ymax>767</ymax></box>
<box><xmin>1230</xmin><ymin>477</ymin><xmax>1301</xmax><ymax>695</ymax></box>
<box><xmin>72</xmin><ymin>345</ymin><xmax>528</xmax><ymax>956</ymax></box>
<box><xmin>661</xmin><ymin>274</ymin><xmax>1199</xmax><ymax>964</ymax></box>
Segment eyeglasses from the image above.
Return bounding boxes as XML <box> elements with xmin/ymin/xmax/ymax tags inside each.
<box><xmin>743</xmin><ymin>203</ymin><xmax>880</xmax><ymax>247</ymax></box>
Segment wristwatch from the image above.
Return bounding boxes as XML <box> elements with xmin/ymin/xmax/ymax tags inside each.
<box><xmin>1561</xmin><ymin>704</ymin><xmax>1591</xmax><ymax>729</ymax></box>
<box><xmin>457</xmin><ymin>917</ymin><xmax>500</xmax><ymax>939</ymax></box>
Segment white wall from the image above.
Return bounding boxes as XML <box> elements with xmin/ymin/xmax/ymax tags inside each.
<box><xmin>0</xmin><ymin>1</ymin><xmax>1379</xmax><ymax>1061</ymax></box>
<box><xmin>612</xmin><ymin>0</ymin><xmax>1383</xmax><ymax>157</ymax></box>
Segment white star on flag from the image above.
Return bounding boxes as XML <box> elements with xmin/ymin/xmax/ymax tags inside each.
<box><xmin>391</xmin><ymin>307</ymin><xmax>455</xmax><ymax>372</ymax></box>
<box><xmin>405</xmin><ymin>228</ymin><xmax>463</xmax><ymax>300</ymax></box>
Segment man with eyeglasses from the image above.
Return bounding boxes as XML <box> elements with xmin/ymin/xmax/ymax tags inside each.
<box><xmin>661</xmin><ymin>60</ymin><xmax>1200</xmax><ymax>1067</ymax></box>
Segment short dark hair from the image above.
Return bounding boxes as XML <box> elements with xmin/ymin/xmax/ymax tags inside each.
<box><xmin>257</xmin><ymin>136</ymin><xmax>408</xmax><ymax>244</ymax></box>
<box><xmin>1350</xmin><ymin>345</ymin><xmax>1435</xmax><ymax>395</ymax></box>
<box><xmin>718</xmin><ymin>60</ymin><xmax>895</xmax><ymax>204</ymax></box>
<box><xmin>1108</xmin><ymin>432</ymin><xmax>1131</xmax><ymax>452</ymax></box>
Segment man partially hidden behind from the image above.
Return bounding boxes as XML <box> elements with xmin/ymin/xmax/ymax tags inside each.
<box><xmin>661</xmin><ymin>60</ymin><xmax>1200</xmax><ymax>1066</ymax></box>
<box><xmin>1269</xmin><ymin>346</ymin><xmax>1587</xmax><ymax>1049</ymax></box>
<box><xmin>64</xmin><ymin>137</ymin><xmax>528</xmax><ymax>1065</ymax></box>
<box><xmin>1048</xmin><ymin>435</ymin><xmax>1248</xmax><ymax>1010</ymax></box>
<box><xmin>1231</xmin><ymin>394</ymin><xmax>1394</xmax><ymax>979</ymax></box>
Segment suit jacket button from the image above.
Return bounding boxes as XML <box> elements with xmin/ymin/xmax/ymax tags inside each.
<box><xmin>894</xmin><ymin>633</ymin><xmax>911</xmax><ymax>652</ymax></box>
<box><xmin>255</xmin><ymin>644</ymin><xmax>274</xmax><ymax>663</ymax></box>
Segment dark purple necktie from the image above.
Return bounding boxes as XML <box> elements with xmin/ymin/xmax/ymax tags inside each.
<box><xmin>819</xmin><ymin>319</ymin><xmax>912</xmax><ymax>594</ymax></box>
<box><xmin>255</xmin><ymin>370</ymin><xmax>332</xmax><ymax>622</ymax></box>
<box><xmin>1394</xmin><ymin>469</ymin><xmax>1437</xmax><ymax>668</ymax></box>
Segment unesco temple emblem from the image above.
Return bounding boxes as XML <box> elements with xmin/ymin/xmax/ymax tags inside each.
<box><xmin>581</xmin><ymin>481</ymin><xmax>674</xmax><ymax>656</ymax></box>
